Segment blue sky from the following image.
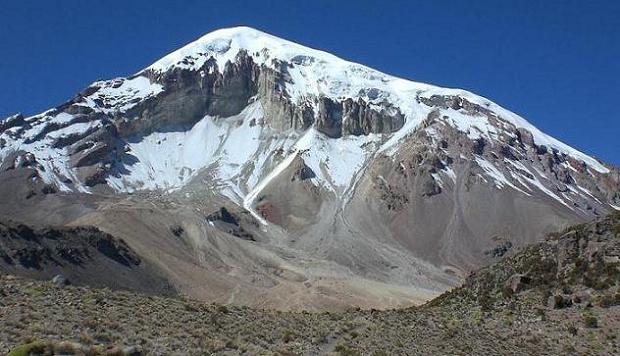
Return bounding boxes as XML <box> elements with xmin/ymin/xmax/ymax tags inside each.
<box><xmin>1</xmin><ymin>0</ymin><xmax>618</xmax><ymax>165</ymax></box>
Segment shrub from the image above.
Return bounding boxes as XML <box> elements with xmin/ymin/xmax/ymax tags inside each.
<box><xmin>54</xmin><ymin>341</ymin><xmax>79</xmax><ymax>354</ymax></box>
<box><xmin>282</xmin><ymin>329</ymin><xmax>295</xmax><ymax>343</ymax></box>
<box><xmin>372</xmin><ymin>351</ymin><xmax>389</xmax><ymax>356</ymax></box>
<box><xmin>583</xmin><ymin>315</ymin><xmax>598</xmax><ymax>328</ymax></box>
<box><xmin>597</xmin><ymin>294</ymin><xmax>620</xmax><ymax>308</ymax></box>
<box><xmin>535</xmin><ymin>308</ymin><xmax>546</xmax><ymax>321</ymax></box>
<box><xmin>540</xmin><ymin>288</ymin><xmax>552</xmax><ymax>306</ymax></box>
<box><xmin>553</xmin><ymin>295</ymin><xmax>572</xmax><ymax>309</ymax></box>
<box><xmin>8</xmin><ymin>341</ymin><xmax>48</xmax><ymax>356</ymax></box>
<box><xmin>501</xmin><ymin>285</ymin><xmax>514</xmax><ymax>299</ymax></box>
<box><xmin>567</xmin><ymin>325</ymin><xmax>578</xmax><ymax>336</ymax></box>
<box><xmin>479</xmin><ymin>292</ymin><xmax>493</xmax><ymax>312</ymax></box>
<box><xmin>334</xmin><ymin>343</ymin><xmax>360</xmax><ymax>356</ymax></box>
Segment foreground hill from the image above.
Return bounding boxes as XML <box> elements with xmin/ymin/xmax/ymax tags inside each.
<box><xmin>2</xmin><ymin>212</ymin><xmax>619</xmax><ymax>355</ymax></box>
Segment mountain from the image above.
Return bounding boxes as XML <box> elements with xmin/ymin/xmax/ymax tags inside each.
<box><xmin>0</xmin><ymin>26</ymin><xmax>618</xmax><ymax>309</ymax></box>
<box><xmin>2</xmin><ymin>212</ymin><xmax>619</xmax><ymax>354</ymax></box>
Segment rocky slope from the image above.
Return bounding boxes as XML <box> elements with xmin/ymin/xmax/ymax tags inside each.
<box><xmin>1</xmin><ymin>212</ymin><xmax>619</xmax><ymax>355</ymax></box>
<box><xmin>0</xmin><ymin>26</ymin><xmax>619</xmax><ymax>309</ymax></box>
<box><xmin>0</xmin><ymin>219</ymin><xmax>173</xmax><ymax>296</ymax></box>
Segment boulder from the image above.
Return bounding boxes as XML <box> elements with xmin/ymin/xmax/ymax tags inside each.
<box><xmin>505</xmin><ymin>273</ymin><xmax>530</xmax><ymax>294</ymax></box>
<box><xmin>52</xmin><ymin>274</ymin><xmax>70</xmax><ymax>287</ymax></box>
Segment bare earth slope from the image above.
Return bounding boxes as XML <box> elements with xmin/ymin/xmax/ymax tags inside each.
<box><xmin>1</xmin><ymin>212</ymin><xmax>619</xmax><ymax>355</ymax></box>
<box><xmin>1</xmin><ymin>26</ymin><xmax>619</xmax><ymax>309</ymax></box>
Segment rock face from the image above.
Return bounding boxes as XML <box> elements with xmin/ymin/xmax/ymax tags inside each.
<box><xmin>0</xmin><ymin>26</ymin><xmax>618</xmax><ymax>310</ymax></box>
<box><xmin>120</xmin><ymin>52</ymin><xmax>260</xmax><ymax>137</ymax></box>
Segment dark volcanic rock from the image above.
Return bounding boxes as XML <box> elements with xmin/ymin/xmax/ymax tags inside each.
<box><xmin>0</xmin><ymin>219</ymin><xmax>174</xmax><ymax>296</ymax></box>
<box><xmin>207</xmin><ymin>207</ymin><xmax>255</xmax><ymax>241</ymax></box>
<box><xmin>316</xmin><ymin>96</ymin><xmax>404</xmax><ymax>137</ymax></box>
<box><xmin>292</xmin><ymin>162</ymin><xmax>316</xmax><ymax>181</ymax></box>
<box><xmin>0</xmin><ymin>221</ymin><xmax>141</xmax><ymax>269</ymax></box>
<box><xmin>118</xmin><ymin>51</ymin><xmax>260</xmax><ymax>137</ymax></box>
<box><xmin>341</xmin><ymin>97</ymin><xmax>405</xmax><ymax>136</ymax></box>
<box><xmin>207</xmin><ymin>207</ymin><xmax>239</xmax><ymax>225</ymax></box>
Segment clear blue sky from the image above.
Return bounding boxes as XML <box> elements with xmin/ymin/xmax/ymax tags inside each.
<box><xmin>1</xmin><ymin>0</ymin><xmax>618</xmax><ymax>165</ymax></box>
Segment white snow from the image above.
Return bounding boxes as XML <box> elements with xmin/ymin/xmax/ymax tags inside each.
<box><xmin>144</xmin><ymin>26</ymin><xmax>609</xmax><ymax>174</ymax></box>
<box><xmin>576</xmin><ymin>185</ymin><xmax>602</xmax><ymax>204</ymax></box>
<box><xmin>49</xmin><ymin>112</ymin><xmax>75</xmax><ymax>125</ymax></box>
<box><xmin>443</xmin><ymin>166</ymin><xmax>457</xmax><ymax>183</ymax></box>
<box><xmin>241</xmin><ymin>127</ymin><xmax>381</xmax><ymax>225</ymax></box>
<box><xmin>504</xmin><ymin>158</ymin><xmax>529</xmax><ymax>172</ymax></box>
<box><xmin>242</xmin><ymin>134</ymin><xmax>304</xmax><ymax>225</ymax></box>
<box><xmin>502</xmin><ymin>158</ymin><xmax>580</xmax><ymax>207</ymax></box>
<box><xmin>239</xmin><ymin>127</ymin><xmax>382</xmax><ymax>224</ymax></box>
<box><xmin>444</xmin><ymin>109</ymin><xmax>499</xmax><ymax>140</ymax></box>
<box><xmin>475</xmin><ymin>157</ymin><xmax>529</xmax><ymax>195</ymax></box>
<box><xmin>1</xmin><ymin>25</ymin><xmax>612</xmax><ymax>211</ymax></box>
<box><xmin>47</xmin><ymin>122</ymin><xmax>100</xmax><ymax>140</ymax></box>
<box><xmin>107</xmin><ymin>101</ymin><xmax>267</xmax><ymax>192</ymax></box>
<box><xmin>146</xmin><ymin>26</ymin><xmax>434</xmax><ymax>130</ymax></box>
<box><xmin>81</xmin><ymin>76</ymin><xmax>163</xmax><ymax>113</ymax></box>
<box><xmin>524</xmin><ymin>168</ymin><xmax>572</xmax><ymax>209</ymax></box>
<box><xmin>431</xmin><ymin>173</ymin><xmax>444</xmax><ymax>188</ymax></box>
<box><xmin>0</xmin><ymin>111</ymin><xmax>103</xmax><ymax>193</ymax></box>
<box><xmin>294</xmin><ymin>129</ymin><xmax>381</xmax><ymax>192</ymax></box>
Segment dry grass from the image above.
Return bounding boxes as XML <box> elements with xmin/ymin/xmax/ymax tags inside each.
<box><xmin>2</xmin><ymin>214</ymin><xmax>620</xmax><ymax>355</ymax></box>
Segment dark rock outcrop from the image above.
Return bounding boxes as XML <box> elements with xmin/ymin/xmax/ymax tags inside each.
<box><xmin>317</xmin><ymin>97</ymin><xmax>404</xmax><ymax>138</ymax></box>
<box><xmin>0</xmin><ymin>220</ymin><xmax>141</xmax><ymax>268</ymax></box>
<box><xmin>118</xmin><ymin>51</ymin><xmax>260</xmax><ymax>137</ymax></box>
<box><xmin>207</xmin><ymin>207</ymin><xmax>255</xmax><ymax>241</ymax></box>
<box><xmin>341</xmin><ymin>97</ymin><xmax>405</xmax><ymax>136</ymax></box>
<box><xmin>0</xmin><ymin>219</ymin><xmax>175</xmax><ymax>296</ymax></box>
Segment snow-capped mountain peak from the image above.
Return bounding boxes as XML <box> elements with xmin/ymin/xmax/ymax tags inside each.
<box><xmin>143</xmin><ymin>26</ymin><xmax>609</xmax><ymax>175</ymax></box>
<box><xmin>0</xmin><ymin>26</ymin><xmax>617</xmax><ymax>216</ymax></box>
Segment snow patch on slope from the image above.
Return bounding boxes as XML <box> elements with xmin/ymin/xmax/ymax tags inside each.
<box><xmin>107</xmin><ymin>101</ymin><xmax>266</xmax><ymax>192</ymax></box>
<box><xmin>241</xmin><ymin>128</ymin><xmax>382</xmax><ymax>224</ymax></box>
<box><xmin>242</xmin><ymin>132</ymin><xmax>306</xmax><ymax>225</ymax></box>
<box><xmin>295</xmin><ymin>129</ymin><xmax>381</xmax><ymax>192</ymax></box>
<box><xmin>443</xmin><ymin>109</ymin><xmax>502</xmax><ymax>141</ymax></box>
<box><xmin>78</xmin><ymin>76</ymin><xmax>163</xmax><ymax>113</ymax></box>
<box><xmin>0</xmin><ymin>112</ymin><xmax>100</xmax><ymax>193</ymax></box>
<box><xmin>475</xmin><ymin>157</ymin><xmax>529</xmax><ymax>196</ymax></box>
